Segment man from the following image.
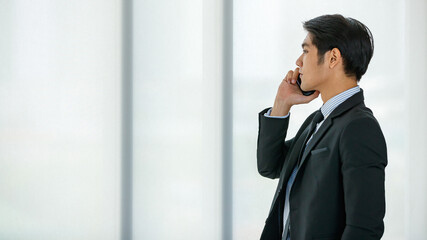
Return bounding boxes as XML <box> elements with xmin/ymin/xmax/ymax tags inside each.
<box><xmin>257</xmin><ymin>14</ymin><xmax>387</xmax><ymax>240</ymax></box>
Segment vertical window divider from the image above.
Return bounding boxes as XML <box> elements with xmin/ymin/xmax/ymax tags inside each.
<box><xmin>121</xmin><ymin>0</ymin><xmax>133</xmax><ymax>239</ymax></box>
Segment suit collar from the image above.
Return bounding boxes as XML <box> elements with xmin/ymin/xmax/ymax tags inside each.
<box><xmin>328</xmin><ymin>88</ymin><xmax>364</xmax><ymax>119</ymax></box>
<box><xmin>320</xmin><ymin>86</ymin><xmax>360</xmax><ymax>119</ymax></box>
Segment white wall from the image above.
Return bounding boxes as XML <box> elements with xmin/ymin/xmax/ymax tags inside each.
<box><xmin>0</xmin><ymin>1</ymin><xmax>121</xmax><ymax>239</ymax></box>
<box><xmin>404</xmin><ymin>0</ymin><xmax>427</xmax><ymax>238</ymax></box>
<box><xmin>132</xmin><ymin>0</ymin><xmax>223</xmax><ymax>239</ymax></box>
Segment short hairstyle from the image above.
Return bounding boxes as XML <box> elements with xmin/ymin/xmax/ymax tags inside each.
<box><xmin>303</xmin><ymin>14</ymin><xmax>374</xmax><ymax>81</ymax></box>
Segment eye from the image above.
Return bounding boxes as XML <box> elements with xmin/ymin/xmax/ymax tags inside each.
<box><xmin>303</xmin><ymin>49</ymin><xmax>308</xmax><ymax>54</ymax></box>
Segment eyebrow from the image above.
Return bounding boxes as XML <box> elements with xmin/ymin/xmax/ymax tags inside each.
<box><xmin>301</xmin><ymin>42</ymin><xmax>310</xmax><ymax>48</ymax></box>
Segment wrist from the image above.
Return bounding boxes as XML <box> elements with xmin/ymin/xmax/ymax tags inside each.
<box><xmin>271</xmin><ymin>100</ymin><xmax>292</xmax><ymax>116</ymax></box>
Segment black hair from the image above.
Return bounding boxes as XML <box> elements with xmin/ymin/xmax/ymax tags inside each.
<box><xmin>303</xmin><ymin>14</ymin><xmax>374</xmax><ymax>81</ymax></box>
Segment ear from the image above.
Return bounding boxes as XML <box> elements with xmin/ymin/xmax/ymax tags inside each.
<box><xmin>329</xmin><ymin>48</ymin><xmax>341</xmax><ymax>69</ymax></box>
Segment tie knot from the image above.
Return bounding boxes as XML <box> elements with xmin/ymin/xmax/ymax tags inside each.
<box><xmin>312</xmin><ymin>110</ymin><xmax>324</xmax><ymax>124</ymax></box>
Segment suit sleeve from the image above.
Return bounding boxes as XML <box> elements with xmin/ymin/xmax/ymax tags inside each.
<box><xmin>256</xmin><ymin>107</ymin><xmax>292</xmax><ymax>179</ymax></box>
<box><xmin>340</xmin><ymin>117</ymin><xmax>388</xmax><ymax>240</ymax></box>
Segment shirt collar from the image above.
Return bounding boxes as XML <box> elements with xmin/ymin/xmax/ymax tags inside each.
<box><xmin>320</xmin><ymin>86</ymin><xmax>360</xmax><ymax>119</ymax></box>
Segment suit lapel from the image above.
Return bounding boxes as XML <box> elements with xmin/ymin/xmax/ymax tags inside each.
<box><xmin>278</xmin><ymin>126</ymin><xmax>311</xmax><ymax>188</ymax></box>
<box><xmin>298</xmin><ymin>117</ymin><xmax>332</xmax><ymax>167</ymax></box>
<box><xmin>279</xmin><ymin>124</ymin><xmax>310</xmax><ymax>187</ymax></box>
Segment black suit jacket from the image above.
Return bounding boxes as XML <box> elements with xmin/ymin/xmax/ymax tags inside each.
<box><xmin>257</xmin><ymin>90</ymin><xmax>387</xmax><ymax>240</ymax></box>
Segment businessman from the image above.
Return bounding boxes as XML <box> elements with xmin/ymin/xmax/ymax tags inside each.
<box><xmin>257</xmin><ymin>15</ymin><xmax>387</xmax><ymax>240</ymax></box>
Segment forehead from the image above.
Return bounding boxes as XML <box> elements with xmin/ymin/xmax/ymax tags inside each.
<box><xmin>301</xmin><ymin>34</ymin><xmax>313</xmax><ymax>48</ymax></box>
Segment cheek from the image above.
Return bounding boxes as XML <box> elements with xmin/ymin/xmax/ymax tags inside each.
<box><xmin>308</xmin><ymin>55</ymin><xmax>316</xmax><ymax>64</ymax></box>
<box><xmin>303</xmin><ymin>59</ymin><xmax>312</xmax><ymax>71</ymax></box>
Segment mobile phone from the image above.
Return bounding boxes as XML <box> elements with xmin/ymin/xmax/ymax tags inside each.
<box><xmin>296</xmin><ymin>75</ymin><xmax>315</xmax><ymax>96</ymax></box>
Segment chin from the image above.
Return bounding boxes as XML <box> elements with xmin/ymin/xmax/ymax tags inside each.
<box><xmin>302</xmin><ymin>84</ymin><xmax>314</xmax><ymax>91</ymax></box>
<box><xmin>301</xmin><ymin>83</ymin><xmax>310</xmax><ymax>91</ymax></box>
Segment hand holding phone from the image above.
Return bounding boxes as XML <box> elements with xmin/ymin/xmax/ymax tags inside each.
<box><xmin>296</xmin><ymin>75</ymin><xmax>315</xmax><ymax>96</ymax></box>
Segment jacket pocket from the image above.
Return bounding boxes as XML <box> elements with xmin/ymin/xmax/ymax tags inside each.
<box><xmin>311</xmin><ymin>147</ymin><xmax>329</xmax><ymax>155</ymax></box>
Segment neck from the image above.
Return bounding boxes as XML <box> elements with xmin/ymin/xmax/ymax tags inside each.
<box><xmin>319</xmin><ymin>76</ymin><xmax>358</xmax><ymax>103</ymax></box>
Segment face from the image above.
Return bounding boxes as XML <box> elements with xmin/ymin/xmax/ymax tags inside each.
<box><xmin>295</xmin><ymin>34</ymin><xmax>329</xmax><ymax>91</ymax></box>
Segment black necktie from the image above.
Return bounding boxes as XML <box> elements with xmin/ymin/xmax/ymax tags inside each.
<box><xmin>310</xmin><ymin>110</ymin><xmax>325</xmax><ymax>132</ymax></box>
<box><xmin>297</xmin><ymin>110</ymin><xmax>324</xmax><ymax>165</ymax></box>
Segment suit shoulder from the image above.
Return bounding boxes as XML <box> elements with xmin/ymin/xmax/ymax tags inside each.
<box><xmin>339</xmin><ymin>104</ymin><xmax>386</xmax><ymax>147</ymax></box>
<box><xmin>334</xmin><ymin>103</ymin><xmax>386</xmax><ymax>146</ymax></box>
<box><xmin>339</xmin><ymin>105</ymin><xmax>388</xmax><ymax>166</ymax></box>
<box><xmin>341</xmin><ymin>103</ymin><xmax>381</xmax><ymax>126</ymax></box>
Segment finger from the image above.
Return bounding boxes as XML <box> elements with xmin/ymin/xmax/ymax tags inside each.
<box><xmin>285</xmin><ymin>70</ymin><xmax>294</xmax><ymax>84</ymax></box>
<box><xmin>304</xmin><ymin>90</ymin><xmax>320</xmax><ymax>102</ymax></box>
<box><xmin>291</xmin><ymin>68</ymin><xmax>300</xmax><ymax>84</ymax></box>
<box><xmin>295</xmin><ymin>90</ymin><xmax>318</xmax><ymax>104</ymax></box>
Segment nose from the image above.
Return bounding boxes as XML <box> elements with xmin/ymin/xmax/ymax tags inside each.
<box><xmin>296</xmin><ymin>54</ymin><xmax>303</xmax><ymax>67</ymax></box>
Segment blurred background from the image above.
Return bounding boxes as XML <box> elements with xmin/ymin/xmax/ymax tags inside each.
<box><xmin>0</xmin><ymin>0</ymin><xmax>426</xmax><ymax>239</ymax></box>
